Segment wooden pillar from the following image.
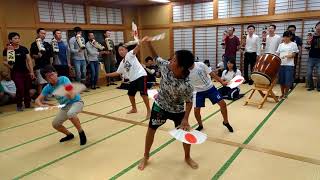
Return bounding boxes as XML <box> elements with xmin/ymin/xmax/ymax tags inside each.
<box><xmin>269</xmin><ymin>0</ymin><xmax>275</xmax><ymax>15</ymax></box>
<box><xmin>213</xmin><ymin>0</ymin><xmax>218</xmax><ymax>19</ymax></box>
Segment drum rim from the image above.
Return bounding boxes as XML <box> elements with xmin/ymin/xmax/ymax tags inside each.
<box><xmin>263</xmin><ymin>53</ymin><xmax>281</xmax><ymax>59</ymax></box>
<box><xmin>251</xmin><ymin>72</ymin><xmax>271</xmax><ymax>85</ymax></box>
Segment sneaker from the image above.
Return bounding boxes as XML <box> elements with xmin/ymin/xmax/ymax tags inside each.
<box><xmin>307</xmin><ymin>88</ymin><xmax>314</xmax><ymax>91</ymax></box>
<box><xmin>59</xmin><ymin>134</ymin><xmax>74</xmax><ymax>142</ymax></box>
<box><xmin>317</xmin><ymin>89</ymin><xmax>320</xmax><ymax>92</ymax></box>
<box><xmin>79</xmin><ymin>131</ymin><xmax>87</xmax><ymax>145</ymax></box>
<box><xmin>16</xmin><ymin>107</ymin><xmax>24</xmax><ymax>112</ymax></box>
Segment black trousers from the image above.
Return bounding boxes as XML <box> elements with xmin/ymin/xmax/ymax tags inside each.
<box><xmin>244</xmin><ymin>52</ymin><xmax>257</xmax><ymax>81</ymax></box>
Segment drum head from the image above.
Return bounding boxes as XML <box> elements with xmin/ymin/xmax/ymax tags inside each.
<box><xmin>251</xmin><ymin>73</ymin><xmax>271</xmax><ymax>85</ymax></box>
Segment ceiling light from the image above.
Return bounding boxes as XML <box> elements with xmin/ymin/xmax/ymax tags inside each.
<box><xmin>150</xmin><ymin>0</ymin><xmax>170</xmax><ymax>3</ymax></box>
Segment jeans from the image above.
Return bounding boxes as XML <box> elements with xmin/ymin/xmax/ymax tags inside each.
<box><xmin>74</xmin><ymin>60</ymin><xmax>86</xmax><ymax>82</ymax></box>
<box><xmin>89</xmin><ymin>61</ymin><xmax>99</xmax><ymax>86</ymax></box>
<box><xmin>307</xmin><ymin>57</ymin><xmax>320</xmax><ymax>89</ymax></box>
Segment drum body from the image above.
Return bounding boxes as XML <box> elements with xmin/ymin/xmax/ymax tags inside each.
<box><xmin>251</xmin><ymin>53</ymin><xmax>281</xmax><ymax>85</ymax></box>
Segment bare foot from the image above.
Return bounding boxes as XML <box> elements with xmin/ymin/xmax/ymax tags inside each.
<box><xmin>138</xmin><ymin>157</ymin><xmax>149</xmax><ymax>171</ymax></box>
<box><xmin>127</xmin><ymin>109</ymin><xmax>137</xmax><ymax>114</ymax></box>
<box><xmin>185</xmin><ymin>158</ymin><xmax>199</xmax><ymax>169</ymax></box>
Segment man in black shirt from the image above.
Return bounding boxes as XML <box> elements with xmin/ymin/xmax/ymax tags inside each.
<box><xmin>3</xmin><ymin>32</ymin><xmax>35</xmax><ymax>111</ymax></box>
<box><xmin>143</xmin><ymin>56</ymin><xmax>159</xmax><ymax>89</ymax></box>
<box><xmin>288</xmin><ymin>25</ymin><xmax>303</xmax><ymax>83</ymax></box>
<box><xmin>307</xmin><ymin>21</ymin><xmax>320</xmax><ymax>91</ymax></box>
<box><xmin>30</xmin><ymin>28</ymin><xmax>53</xmax><ymax>93</ymax></box>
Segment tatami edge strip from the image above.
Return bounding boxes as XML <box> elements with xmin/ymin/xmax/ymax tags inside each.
<box><xmin>109</xmin><ymin>89</ymin><xmax>252</xmax><ymax>179</ymax></box>
<box><xmin>0</xmin><ymin>93</ymin><xmax>127</xmax><ymax>133</ymax></box>
<box><xmin>211</xmin><ymin>84</ymin><xmax>298</xmax><ymax>180</ymax></box>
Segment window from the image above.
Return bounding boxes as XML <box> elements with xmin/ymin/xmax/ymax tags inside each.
<box><xmin>173</xmin><ymin>4</ymin><xmax>192</xmax><ymax>22</ymax></box>
<box><xmin>63</xmin><ymin>4</ymin><xmax>85</xmax><ymax>24</ymax></box>
<box><xmin>194</xmin><ymin>27</ymin><xmax>217</xmax><ymax>67</ymax></box>
<box><xmin>109</xmin><ymin>31</ymin><xmax>124</xmax><ymax>45</ymax></box>
<box><xmin>218</xmin><ymin>0</ymin><xmax>241</xmax><ymax>18</ymax></box>
<box><xmin>275</xmin><ymin>0</ymin><xmax>305</xmax><ymax>14</ymax></box>
<box><xmin>107</xmin><ymin>8</ymin><xmax>122</xmax><ymax>24</ymax></box>
<box><xmin>38</xmin><ymin>1</ymin><xmax>64</xmax><ymax>23</ymax></box>
<box><xmin>307</xmin><ymin>0</ymin><xmax>320</xmax><ymax>11</ymax></box>
<box><xmin>242</xmin><ymin>0</ymin><xmax>269</xmax><ymax>16</ymax></box>
<box><xmin>193</xmin><ymin>1</ymin><xmax>214</xmax><ymax>21</ymax></box>
<box><xmin>38</xmin><ymin>1</ymin><xmax>85</xmax><ymax>23</ymax></box>
<box><xmin>90</xmin><ymin>6</ymin><xmax>108</xmax><ymax>24</ymax></box>
<box><xmin>173</xmin><ymin>28</ymin><xmax>193</xmax><ymax>52</ymax></box>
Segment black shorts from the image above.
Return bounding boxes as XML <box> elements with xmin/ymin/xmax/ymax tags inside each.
<box><xmin>128</xmin><ymin>76</ymin><xmax>147</xmax><ymax>96</ymax></box>
<box><xmin>148</xmin><ymin>103</ymin><xmax>185</xmax><ymax>130</ymax></box>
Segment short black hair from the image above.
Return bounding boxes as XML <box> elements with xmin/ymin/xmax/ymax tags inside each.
<box><xmin>53</xmin><ymin>29</ymin><xmax>61</xmax><ymax>35</ymax></box>
<box><xmin>40</xmin><ymin>65</ymin><xmax>57</xmax><ymax>80</ymax></box>
<box><xmin>282</xmin><ymin>30</ymin><xmax>293</xmax><ymax>38</ymax></box>
<box><xmin>269</xmin><ymin>24</ymin><xmax>276</xmax><ymax>29</ymax></box>
<box><xmin>8</xmin><ymin>32</ymin><xmax>20</xmax><ymax>40</ymax></box>
<box><xmin>287</xmin><ymin>25</ymin><xmax>296</xmax><ymax>30</ymax></box>
<box><xmin>118</xmin><ymin>43</ymin><xmax>127</xmax><ymax>49</ymax></box>
<box><xmin>229</xmin><ymin>27</ymin><xmax>235</xmax><ymax>31</ymax></box>
<box><xmin>74</xmin><ymin>27</ymin><xmax>82</xmax><ymax>33</ymax></box>
<box><xmin>174</xmin><ymin>50</ymin><xmax>195</xmax><ymax>78</ymax></box>
<box><xmin>36</xmin><ymin>28</ymin><xmax>45</xmax><ymax>34</ymax></box>
<box><xmin>316</xmin><ymin>21</ymin><xmax>320</xmax><ymax>27</ymax></box>
<box><xmin>247</xmin><ymin>25</ymin><xmax>255</xmax><ymax>30</ymax></box>
<box><xmin>88</xmin><ymin>31</ymin><xmax>94</xmax><ymax>35</ymax></box>
<box><xmin>145</xmin><ymin>56</ymin><xmax>153</xmax><ymax>63</ymax></box>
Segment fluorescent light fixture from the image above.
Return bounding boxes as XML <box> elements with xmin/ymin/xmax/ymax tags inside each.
<box><xmin>150</xmin><ymin>0</ymin><xmax>170</xmax><ymax>3</ymax></box>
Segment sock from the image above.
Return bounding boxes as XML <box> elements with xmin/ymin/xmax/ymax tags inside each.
<box><xmin>223</xmin><ymin>122</ymin><xmax>234</xmax><ymax>132</ymax></box>
<box><xmin>60</xmin><ymin>134</ymin><xmax>74</xmax><ymax>142</ymax></box>
<box><xmin>195</xmin><ymin>125</ymin><xmax>203</xmax><ymax>131</ymax></box>
<box><xmin>79</xmin><ymin>131</ymin><xmax>87</xmax><ymax>145</ymax></box>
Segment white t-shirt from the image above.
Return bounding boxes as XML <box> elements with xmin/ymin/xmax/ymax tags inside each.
<box><xmin>221</xmin><ymin>69</ymin><xmax>242</xmax><ymax>82</ymax></box>
<box><xmin>116</xmin><ymin>50</ymin><xmax>147</xmax><ymax>82</ymax></box>
<box><xmin>189</xmin><ymin>62</ymin><xmax>213</xmax><ymax>92</ymax></box>
<box><xmin>276</xmin><ymin>42</ymin><xmax>299</xmax><ymax>66</ymax></box>
<box><xmin>265</xmin><ymin>34</ymin><xmax>282</xmax><ymax>54</ymax></box>
<box><xmin>245</xmin><ymin>34</ymin><xmax>260</xmax><ymax>55</ymax></box>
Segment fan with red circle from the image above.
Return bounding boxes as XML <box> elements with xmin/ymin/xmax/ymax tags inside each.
<box><xmin>227</xmin><ymin>75</ymin><xmax>244</xmax><ymax>89</ymax></box>
<box><xmin>52</xmin><ymin>83</ymin><xmax>87</xmax><ymax>97</ymax></box>
<box><xmin>169</xmin><ymin>128</ymin><xmax>207</xmax><ymax>145</ymax></box>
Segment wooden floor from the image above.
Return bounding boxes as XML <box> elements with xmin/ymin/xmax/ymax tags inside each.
<box><xmin>0</xmin><ymin>83</ymin><xmax>319</xmax><ymax>180</ymax></box>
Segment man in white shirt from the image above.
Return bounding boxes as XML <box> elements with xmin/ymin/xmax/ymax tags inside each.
<box><xmin>105</xmin><ymin>41</ymin><xmax>150</xmax><ymax>119</ymax></box>
<box><xmin>264</xmin><ymin>24</ymin><xmax>282</xmax><ymax>54</ymax></box>
<box><xmin>244</xmin><ymin>25</ymin><xmax>260</xmax><ymax>85</ymax></box>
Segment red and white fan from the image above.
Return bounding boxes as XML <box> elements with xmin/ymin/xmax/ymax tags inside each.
<box><xmin>52</xmin><ymin>83</ymin><xmax>86</xmax><ymax>96</ymax></box>
<box><xmin>147</xmin><ymin>89</ymin><xmax>158</xmax><ymax>100</ymax></box>
<box><xmin>227</xmin><ymin>75</ymin><xmax>244</xmax><ymax>89</ymax></box>
<box><xmin>169</xmin><ymin>128</ymin><xmax>207</xmax><ymax>144</ymax></box>
<box><xmin>34</xmin><ymin>104</ymin><xmax>66</xmax><ymax>111</ymax></box>
<box><xmin>125</xmin><ymin>22</ymin><xmax>166</xmax><ymax>46</ymax></box>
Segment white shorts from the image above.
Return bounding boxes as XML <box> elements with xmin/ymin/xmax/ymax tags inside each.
<box><xmin>36</xmin><ymin>69</ymin><xmax>47</xmax><ymax>85</ymax></box>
